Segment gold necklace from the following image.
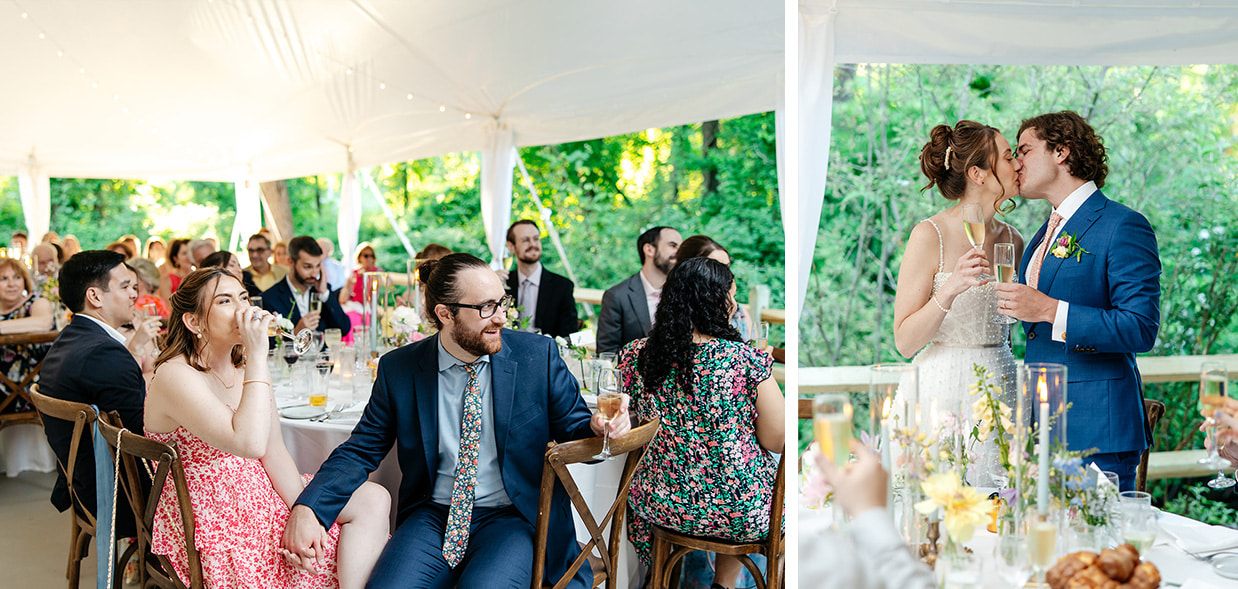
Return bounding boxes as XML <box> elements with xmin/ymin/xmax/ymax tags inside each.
<box><xmin>209</xmin><ymin>369</ymin><xmax>237</xmax><ymax>389</ymax></box>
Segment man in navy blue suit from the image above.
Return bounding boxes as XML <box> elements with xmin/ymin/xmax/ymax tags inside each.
<box><xmin>996</xmin><ymin>111</ymin><xmax>1160</xmax><ymax>492</ymax></box>
<box><xmin>282</xmin><ymin>253</ymin><xmax>629</xmax><ymax>588</ymax></box>
<box><xmin>259</xmin><ymin>235</ymin><xmax>351</xmax><ymax>337</ymax></box>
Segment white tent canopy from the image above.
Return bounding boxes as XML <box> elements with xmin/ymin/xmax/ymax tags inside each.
<box><xmin>2</xmin><ymin>0</ymin><xmax>782</xmax><ymax>261</ymax></box>
<box><xmin>795</xmin><ymin>0</ymin><xmax>1238</xmax><ymax>313</ymax></box>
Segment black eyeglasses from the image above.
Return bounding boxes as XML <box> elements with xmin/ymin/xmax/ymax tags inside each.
<box><xmin>448</xmin><ymin>295</ymin><xmax>514</xmax><ymax>319</ymax></box>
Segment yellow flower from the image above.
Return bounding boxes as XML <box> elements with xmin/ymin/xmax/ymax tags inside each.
<box><xmin>1051</xmin><ymin>245</ymin><xmax>1069</xmax><ymax>258</ymax></box>
<box><xmin>914</xmin><ymin>471</ymin><xmax>994</xmax><ymax>543</ymax></box>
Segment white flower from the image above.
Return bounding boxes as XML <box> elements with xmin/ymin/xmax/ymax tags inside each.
<box><xmin>1051</xmin><ymin>245</ymin><xmax>1069</xmax><ymax>258</ymax></box>
<box><xmin>390</xmin><ymin>306</ymin><xmax>420</xmax><ymax>333</ymax></box>
<box><xmin>274</xmin><ymin>315</ymin><xmax>294</xmax><ymax>332</ymax></box>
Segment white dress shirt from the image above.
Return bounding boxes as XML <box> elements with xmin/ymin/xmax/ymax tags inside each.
<box><xmin>1044</xmin><ymin>181</ymin><xmax>1097</xmax><ymax>342</ymax></box>
<box><xmin>516</xmin><ymin>263</ymin><xmax>542</xmax><ymax>328</ymax></box>
<box><xmin>284</xmin><ymin>275</ymin><xmax>324</xmax><ymax>317</ymax></box>
<box><xmin>78</xmin><ymin>312</ymin><xmax>128</xmax><ymax>345</ymax></box>
<box><xmin>638</xmin><ymin>269</ymin><xmax>661</xmax><ymax>326</ymax></box>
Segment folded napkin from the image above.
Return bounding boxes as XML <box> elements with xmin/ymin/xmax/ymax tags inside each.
<box><xmin>1158</xmin><ymin>511</ymin><xmax>1238</xmax><ymax>555</ymax></box>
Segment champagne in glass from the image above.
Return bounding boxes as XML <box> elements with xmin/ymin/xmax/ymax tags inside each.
<box><xmin>992</xmin><ymin>242</ymin><xmax>1018</xmax><ymax>325</ymax></box>
<box><xmin>813</xmin><ymin>393</ymin><xmax>853</xmax><ymax>468</ymax></box>
<box><xmin>266</xmin><ymin>321</ymin><xmax>315</xmax><ymax>355</ymax></box>
<box><xmin>961</xmin><ymin>203</ymin><xmax>987</xmax><ymax>248</ymax></box>
<box><xmin>593</xmin><ymin>367</ymin><xmax>623</xmax><ymax>461</ymax></box>
<box><xmin>310</xmin><ymin>298</ymin><xmax>323</xmax><ymax>314</ymax></box>
<box><xmin>1028</xmin><ymin>518</ymin><xmax>1057</xmax><ymax>585</ymax></box>
<box><xmin>753</xmin><ymin>321</ymin><xmax>770</xmax><ymax>350</ymax></box>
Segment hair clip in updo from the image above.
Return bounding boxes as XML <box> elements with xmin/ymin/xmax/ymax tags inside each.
<box><xmin>943</xmin><ymin>146</ymin><xmax>954</xmax><ymax>171</ymax></box>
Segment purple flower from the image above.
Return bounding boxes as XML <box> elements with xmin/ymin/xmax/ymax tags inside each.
<box><xmin>1056</xmin><ymin>235</ymin><xmax>1071</xmax><ymax>247</ymax></box>
<box><xmin>998</xmin><ymin>487</ymin><xmax>1020</xmax><ymax>504</ymax></box>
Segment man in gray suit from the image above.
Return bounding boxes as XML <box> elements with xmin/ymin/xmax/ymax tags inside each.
<box><xmin>596</xmin><ymin>226</ymin><xmax>681</xmax><ymax>354</ymax></box>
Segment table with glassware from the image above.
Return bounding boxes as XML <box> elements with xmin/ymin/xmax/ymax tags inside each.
<box><xmin>272</xmin><ymin>341</ymin><xmax>641</xmax><ymax>589</ymax></box>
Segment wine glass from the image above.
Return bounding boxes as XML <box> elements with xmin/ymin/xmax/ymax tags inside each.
<box><xmin>753</xmin><ymin>321</ymin><xmax>770</xmax><ymax>349</ymax></box>
<box><xmin>961</xmin><ymin>203</ymin><xmax>990</xmax><ymax>280</ymax></box>
<box><xmin>1198</xmin><ymin>362</ymin><xmax>1234</xmax><ymax>489</ymax></box>
<box><xmin>281</xmin><ymin>340</ymin><xmax>301</xmax><ymax>369</ymax></box>
<box><xmin>992</xmin><ymin>242</ymin><xmax>1018</xmax><ymax>324</ymax></box>
<box><xmin>1118</xmin><ymin>503</ymin><xmax>1158</xmax><ymax>555</ymax></box>
<box><xmin>593</xmin><ymin>367</ymin><xmax>624</xmax><ymax>461</ymax></box>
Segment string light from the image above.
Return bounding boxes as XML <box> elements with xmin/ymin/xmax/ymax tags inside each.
<box><xmin>345</xmin><ymin>67</ymin><xmax>353</xmax><ymax>75</ymax></box>
<box><xmin>439</xmin><ymin>105</ymin><xmax>446</xmax><ymax>112</ymax></box>
<box><xmin>378</xmin><ymin>82</ymin><xmax>386</xmax><ymax>89</ymax></box>
<box><xmin>464</xmin><ymin>113</ymin><xmax>471</xmax><ymax>119</ymax></box>
<box><xmin>20</xmin><ymin>11</ymin><xmax>28</xmax><ymax>18</ymax></box>
<box><xmin>37</xmin><ymin>32</ymin><xmax>45</xmax><ymax>39</ymax></box>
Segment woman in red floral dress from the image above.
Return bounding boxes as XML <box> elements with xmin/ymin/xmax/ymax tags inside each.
<box><xmin>144</xmin><ymin>268</ymin><xmax>390</xmax><ymax>588</ymax></box>
<box><xmin>616</xmin><ymin>257</ymin><xmax>784</xmax><ymax>589</ymax></box>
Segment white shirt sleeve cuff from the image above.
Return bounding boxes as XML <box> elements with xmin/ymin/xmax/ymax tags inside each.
<box><xmin>1051</xmin><ymin>301</ymin><xmax>1069</xmax><ymax>342</ymax></box>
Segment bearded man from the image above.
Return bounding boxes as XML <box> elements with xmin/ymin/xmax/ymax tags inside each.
<box><xmin>501</xmin><ymin>219</ymin><xmax>579</xmax><ymax>338</ymax></box>
<box><xmin>595</xmin><ymin>226</ymin><xmax>681</xmax><ymax>354</ymax></box>
<box><xmin>283</xmin><ymin>253</ymin><xmax>630</xmax><ymax>588</ymax></box>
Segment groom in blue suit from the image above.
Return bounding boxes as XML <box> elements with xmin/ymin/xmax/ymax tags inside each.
<box><xmin>282</xmin><ymin>253</ymin><xmax>628</xmax><ymax>588</ymax></box>
<box><xmin>996</xmin><ymin>111</ymin><xmax>1160</xmax><ymax>492</ymax></box>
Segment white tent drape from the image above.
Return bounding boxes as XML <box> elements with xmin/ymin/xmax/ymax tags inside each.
<box><xmin>795</xmin><ymin>1</ymin><xmax>837</xmax><ymax>315</ymax></box>
<box><xmin>229</xmin><ymin>179</ymin><xmax>262</xmax><ymax>253</ymax></box>
<box><xmin>17</xmin><ymin>157</ymin><xmax>51</xmax><ymax>246</ymax></box>
<box><xmin>480</xmin><ymin>122</ymin><xmax>516</xmax><ymax>268</ymax></box>
<box><xmin>337</xmin><ymin>161</ymin><xmax>362</xmax><ymax>267</ymax></box>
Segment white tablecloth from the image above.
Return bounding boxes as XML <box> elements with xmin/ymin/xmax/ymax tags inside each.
<box><xmin>275</xmin><ymin>373</ymin><xmax>639</xmax><ymax>589</ymax></box>
<box><xmin>799</xmin><ymin>505</ymin><xmax>1236</xmax><ymax>587</ymax></box>
<box><xmin>0</xmin><ymin>423</ymin><xmax>56</xmax><ymax>477</ymax></box>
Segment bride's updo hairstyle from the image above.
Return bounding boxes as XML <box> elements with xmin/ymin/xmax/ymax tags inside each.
<box><xmin>919</xmin><ymin>120</ymin><xmax>1002</xmax><ymax>200</ymax></box>
<box><xmin>155</xmin><ymin>267</ymin><xmax>246</xmax><ymax>372</ymax></box>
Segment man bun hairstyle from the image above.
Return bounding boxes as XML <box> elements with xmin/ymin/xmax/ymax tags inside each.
<box><xmin>919</xmin><ymin>120</ymin><xmax>1002</xmax><ymax>200</ymax></box>
<box><xmin>59</xmin><ymin>250</ymin><xmax>127</xmax><ymax>313</ymax></box>
<box><xmin>287</xmin><ymin>235</ymin><xmax>322</xmax><ymax>263</ymax></box>
<box><xmin>1018</xmin><ymin>111</ymin><xmax>1108</xmax><ymax>189</ymax></box>
<box><xmin>417</xmin><ymin>253</ymin><xmax>492</xmax><ymax>330</ymax></box>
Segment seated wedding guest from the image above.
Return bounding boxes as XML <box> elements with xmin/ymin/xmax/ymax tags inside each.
<box><xmin>676</xmin><ymin>235</ymin><xmax>756</xmax><ymax>340</ymax></box>
<box><xmin>245</xmin><ymin>233</ymin><xmax>289</xmax><ymax>292</ymax></box>
<box><xmin>160</xmin><ymin>238</ymin><xmax>193</xmax><ymax>298</ymax></box>
<box><xmin>0</xmin><ymin>258</ymin><xmax>55</xmax><ymax>412</ymax></box>
<box><xmin>128</xmin><ymin>258</ymin><xmax>171</xmax><ymax>319</ymax></box>
<box><xmin>61</xmin><ymin>234</ymin><xmax>82</xmax><ymax>259</ymax></box>
<box><xmin>187</xmin><ymin>239</ymin><xmax>216</xmax><ymax>269</ymax></box>
<box><xmin>42</xmin><ymin>230</ymin><xmax>61</xmax><ymax>244</ymax></box>
<box><xmin>801</xmin><ymin>440</ymin><xmax>936</xmax><ymax>589</ymax></box>
<box><xmin>274</xmin><ymin>240</ymin><xmax>293</xmax><ymax>268</ymax></box>
<box><xmin>283</xmin><ymin>253</ymin><xmax>629</xmax><ymax>589</ymax></box>
<box><xmin>144</xmin><ymin>268</ymin><xmax>390</xmax><ymax>588</ymax></box>
<box><xmin>262</xmin><ymin>236</ymin><xmax>351</xmax><ymax>336</ymax></box>
<box><xmin>145</xmin><ymin>236</ymin><xmax>167</xmax><ymax>267</ymax></box>
<box><xmin>120</xmin><ymin>234</ymin><xmax>142</xmax><ymax>260</ymax></box>
<box><xmin>616</xmin><ymin>257</ymin><xmax>783</xmax><ymax>589</ymax></box>
<box><xmin>416</xmin><ymin>243</ymin><xmax>452</xmax><ymax>264</ymax></box>
<box><xmin>201</xmin><ymin>250</ymin><xmax>261</xmax><ymax>297</ymax></box>
<box><xmin>317</xmin><ymin>238</ymin><xmax>348</xmax><ymax>291</ymax></box>
<box><xmin>38</xmin><ymin>250</ymin><xmax>146</xmax><ymax>537</ymax></box>
<box><xmin>31</xmin><ymin>242</ymin><xmax>63</xmax><ymax>281</ymax></box>
<box><xmin>9</xmin><ymin>230</ymin><xmax>28</xmax><ymax>254</ymax></box>
<box><xmin>106</xmin><ymin>239</ymin><xmax>138</xmax><ymax>261</ymax></box>
<box><xmin>597</xmin><ymin>226</ymin><xmax>681</xmax><ymax>354</ymax></box>
<box><xmin>339</xmin><ymin>242</ymin><xmax>382</xmax><ymax>307</ymax></box>
<box><xmin>501</xmin><ymin>220</ymin><xmax>578</xmax><ymax>337</ymax></box>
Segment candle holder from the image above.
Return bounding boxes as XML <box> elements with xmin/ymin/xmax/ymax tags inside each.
<box><xmin>362</xmin><ymin>272</ymin><xmax>390</xmax><ymax>354</ymax></box>
<box><xmin>1022</xmin><ymin>363</ymin><xmax>1067</xmax><ymax>516</ymax></box>
<box><xmin>871</xmin><ymin>364</ymin><xmax>923</xmax><ymax>547</ymax></box>
<box><xmin>406</xmin><ymin>259</ymin><xmax>423</xmax><ymax>318</ymax></box>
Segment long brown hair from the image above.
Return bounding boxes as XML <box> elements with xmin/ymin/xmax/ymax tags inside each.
<box><xmin>919</xmin><ymin>120</ymin><xmax>1004</xmax><ymax>200</ymax></box>
<box><xmin>155</xmin><ymin>267</ymin><xmax>245</xmax><ymax>372</ymax></box>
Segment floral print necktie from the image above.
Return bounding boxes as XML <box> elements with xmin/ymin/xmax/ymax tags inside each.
<box><xmin>442</xmin><ymin>362</ymin><xmax>483</xmax><ymax>568</ymax></box>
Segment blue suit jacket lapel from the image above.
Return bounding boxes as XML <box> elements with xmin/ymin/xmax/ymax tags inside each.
<box><xmin>415</xmin><ymin>336</ymin><xmax>440</xmax><ymax>476</ymax></box>
<box><xmin>490</xmin><ymin>338</ymin><xmax>517</xmax><ymax>464</ymax></box>
<box><xmin>1037</xmin><ymin>190</ymin><xmax>1106</xmax><ymax>295</ymax></box>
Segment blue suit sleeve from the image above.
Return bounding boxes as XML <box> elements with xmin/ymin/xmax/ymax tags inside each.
<box><xmin>294</xmin><ymin>361</ymin><xmax>396</xmax><ymax>528</ymax></box>
<box><xmin>1065</xmin><ymin>212</ymin><xmax>1161</xmax><ymax>354</ymax></box>
<box><xmin>544</xmin><ymin>337</ymin><xmax>594</xmax><ymax>442</ymax></box>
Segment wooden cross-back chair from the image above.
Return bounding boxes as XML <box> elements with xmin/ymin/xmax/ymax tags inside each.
<box><xmin>531</xmin><ymin>417</ymin><xmax>662</xmax><ymax>589</ymax></box>
<box><xmin>96</xmin><ymin>417</ymin><xmax>204</xmax><ymax>589</ymax></box>
<box><xmin>650</xmin><ymin>451</ymin><xmax>786</xmax><ymax>589</ymax></box>
<box><xmin>0</xmin><ymin>331</ymin><xmax>57</xmax><ymax>431</ymax></box>
<box><xmin>28</xmin><ymin>386</ymin><xmax>137</xmax><ymax>589</ymax></box>
<box><xmin>1136</xmin><ymin>398</ymin><xmax>1166</xmax><ymax>493</ymax></box>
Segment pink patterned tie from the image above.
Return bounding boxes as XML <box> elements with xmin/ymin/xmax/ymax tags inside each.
<box><xmin>442</xmin><ymin>362</ymin><xmax>483</xmax><ymax>568</ymax></box>
<box><xmin>1027</xmin><ymin>212</ymin><xmax>1064</xmax><ymax>290</ymax></box>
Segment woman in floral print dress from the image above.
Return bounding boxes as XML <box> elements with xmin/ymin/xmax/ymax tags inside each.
<box><xmin>616</xmin><ymin>257</ymin><xmax>784</xmax><ymax>589</ymax></box>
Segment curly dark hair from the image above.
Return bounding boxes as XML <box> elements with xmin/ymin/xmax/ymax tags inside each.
<box><xmin>639</xmin><ymin>257</ymin><xmax>741</xmax><ymax>397</ymax></box>
<box><xmin>1018</xmin><ymin>111</ymin><xmax>1108</xmax><ymax>188</ymax></box>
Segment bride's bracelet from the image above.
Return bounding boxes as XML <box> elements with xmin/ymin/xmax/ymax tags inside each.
<box><xmin>930</xmin><ymin>295</ymin><xmax>951</xmax><ymax>313</ymax></box>
<box><xmin>242</xmin><ymin>380</ymin><xmax>271</xmax><ymax>388</ymax></box>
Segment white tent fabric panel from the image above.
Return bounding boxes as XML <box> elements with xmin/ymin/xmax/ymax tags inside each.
<box><xmin>792</xmin><ymin>0</ymin><xmax>1238</xmax><ymax>314</ymax></box>
<box><xmin>229</xmin><ymin>179</ymin><xmax>263</xmax><ymax>253</ymax></box>
<box><xmin>17</xmin><ymin>158</ymin><xmax>51</xmax><ymax>244</ymax></box>
<box><xmin>480</xmin><ymin>124</ymin><xmax>516</xmax><ymax>268</ymax></box>
<box><xmin>0</xmin><ymin>0</ymin><xmax>782</xmax><ymax>182</ymax></box>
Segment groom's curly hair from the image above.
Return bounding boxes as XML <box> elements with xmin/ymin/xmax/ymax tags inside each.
<box><xmin>1018</xmin><ymin>111</ymin><xmax>1109</xmax><ymax>188</ymax></box>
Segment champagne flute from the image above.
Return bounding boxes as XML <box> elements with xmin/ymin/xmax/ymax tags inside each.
<box><xmin>1199</xmin><ymin>362</ymin><xmax>1235</xmax><ymax>489</ymax></box>
<box><xmin>310</xmin><ymin>298</ymin><xmax>323</xmax><ymax>314</ymax></box>
<box><xmin>813</xmin><ymin>393</ymin><xmax>853</xmax><ymax>469</ymax></box>
<box><xmin>753</xmin><ymin>321</ymin><xmax>770</xmax><ymax>350</ymax></box>
<box><xmin>961</xmin><ymin>203</ymin><xmax>990</xmax><ymax>280</ymax></box>
<box><xmin>992</xmin><ymin>242</ymin><xmax>1018</xmax><ymax>324</ymax></box>
<box><xmin>593</xmin><ymin>367</ymin><xmax>624</xmax><ymax>461</ymax></box>
<box><xmin>1028</xmin><ymin>515</ymin><xmax>1058</xmax><ymax>587</ymax></box>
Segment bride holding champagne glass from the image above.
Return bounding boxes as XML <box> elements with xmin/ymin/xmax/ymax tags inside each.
<box><xmin>892</xmin><ymin>120</ymin><xmax>1026</xmax><ymax>486</ymax></box>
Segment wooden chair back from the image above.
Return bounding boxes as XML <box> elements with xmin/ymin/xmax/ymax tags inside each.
<box><xmin>1137</xmin><ymin>398</ymin><xmax>1166</xmax><ymax>493</ymax></box>
<box><xmin>0</xmin><ymin>331</ymin><xmax>56</xmax><ymax>430</ymax></box>
<box><xmin>96</xmin><ymin>417</ymin><xmax>203</xmax><ymax>589</ymax></box>
<box><xmin>531</xmin><ymin>418</ymin><xmax>662</xmax><ymax>589</ymax></box>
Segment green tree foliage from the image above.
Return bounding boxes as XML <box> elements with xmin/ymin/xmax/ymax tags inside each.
<box><xmin>801</xmin><ymin>64</ymin><xmax>1238</xmax><ymax>492</ymax></box>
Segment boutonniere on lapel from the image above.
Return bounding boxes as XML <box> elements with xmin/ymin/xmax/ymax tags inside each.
<box><xmin>1050</xmin><ymin>232</ymin><xmax>1090</xmax><ymax>262</ymax></box>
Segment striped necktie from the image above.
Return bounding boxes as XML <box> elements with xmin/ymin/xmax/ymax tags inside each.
<box><xmin>1027</xmin><ymin>212</ymin><xmax>1064</xmax><ymax>290</ymax></box>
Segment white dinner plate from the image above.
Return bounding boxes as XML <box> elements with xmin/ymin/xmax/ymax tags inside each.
<box><xmin>1214</xmin><ymin>554</ymin><xmax>1238</xmax><ymax>579</ymax></box>
<box><xmin>280</xmin><ymin>405</ymin><xmax>328</xmax><ymax>420</ymax></box>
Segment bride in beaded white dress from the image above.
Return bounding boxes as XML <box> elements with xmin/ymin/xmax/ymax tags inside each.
<box><xmin>893</xmin><ymin>120</ymin><xmax>1025</xmax><ymax>487</ymax></box>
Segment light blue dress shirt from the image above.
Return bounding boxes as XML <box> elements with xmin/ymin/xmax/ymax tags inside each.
<box><xmin>430</xmin><ymin>340</ymin><xmax>513</xmax><ymax>508</ymax></box>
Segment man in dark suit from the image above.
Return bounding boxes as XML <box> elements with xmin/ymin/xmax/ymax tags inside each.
<box><xmin>502</xmin><ymin>219</ymin><xmax>579</xmax><ymax>338</ymax></box>
<box><xmin>38</xmin><ymin>250</ymin><xmax>146</xmax><ymax>535</ymax></box>
<box><xmin>596</xmin><ymin>226</ymin><xmax>681</xmax><ymax>354</ymax></box>
<box><xmin>260</xmin><ymin>235</ymin><xmax>351</xmax><ymax>336</ymax></box>
<box><xmin>996</xmin><ymin>111</ymin><xmax>1160</xmax><ymax>491</ymax></box>
<box><xmin>282</xmin><ymin>253</ymin><xmax>629</xmax><ymax>588</ymax></box>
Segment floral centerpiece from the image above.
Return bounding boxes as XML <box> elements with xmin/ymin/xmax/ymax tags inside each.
<box><xmin>554</xmin><ymin>335</ymin><xmax>592</xmax><ymax>391</ymax></box>
<box><xmin>389</xmin><ymin>306</ymin><xmax>428</xmax><ymax>347</ymax></box>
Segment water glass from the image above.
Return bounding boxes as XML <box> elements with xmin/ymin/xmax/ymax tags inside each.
<box><xmin>939</xmin><ymin>550</ymin><xmax>983</xmax><ymax>589</ymax></box>
<box><xmin>994</xmin><ymin>533</ymin><xmax>1031</xmax><ymax>587</ymax></box>
<box><xmin>1119</xmin><ymin>491</ymin><xmax>1152</xmax><ymax>508</ymax></box>
<box><xmin>1117</xmin><ymin>503</ymin><xmax>1158</xmax><ymax>555</ymax></box>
